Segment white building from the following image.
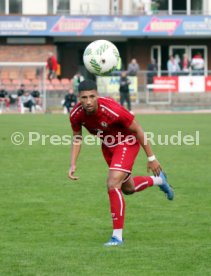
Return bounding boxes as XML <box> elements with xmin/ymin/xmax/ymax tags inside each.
<box><xmin>0</xmin><ymin>0</ymin><xmax>210</xmax><ymax>16</ymax></box>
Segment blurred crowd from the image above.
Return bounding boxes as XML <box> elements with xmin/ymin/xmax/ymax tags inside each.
<box><xmin>0</xmin><ymin>83</ymin><xmax>42</xmax><ymax>113</ymax></box>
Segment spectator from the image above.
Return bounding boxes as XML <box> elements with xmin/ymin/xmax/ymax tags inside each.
<box><xmin>72</xmin><ymin>72</ymin><xmax>84</xmax><ymax>94</ymax></box>
<box><xmin>0</xmin><ymin>85</ymin><xmax>10</xmax><ymax>109</ymax></box>
<box><xmin>31</xmin><ymin>85</ymin><xmax>42</xmax><ymax>107</ymax></box>
<box><xmin>20</xmin><ymin>90</ymin><xmax>35</xmax><ymax>113</ymax></box>
<box><xmin>167</xmin><ymin>55</ymin><xmax>180</xmax><ymax>76</ymax></box>
<box><xmin>191</xmin><ymin>52</ymin><xmax>204</xmax><ymax>76</ymax></box>
<box><xmin>119</xmin><ymin>71</ymin><xmax>131</xmax><ymax>111</ymax></box>
<box><xmin>175</xmin><ymin>54</ymin><xmax>181</xmax><ymax>67</ymax></box>
<box><xmin>63</xmin><ymin>88</ymin><xmax>77</xmax><ymax>113</ymax></box>
<box><xmin>127</xmin><ymin>58</ymin><xmax>140</xmax><ymax>76</ymax></box>
<box><xmin>17</xmin><ymin>84</ymin><xmax>25</xmax><ymax>97</ymax></box>
<box><xmin>46</xmin><ymin>52</ymin><xmax>58</xmax><ymax>80</ymax></box>
<box><xmin>147</xmin><ymin>58</ymin><xmax>158</xmax><ymax>84</ymax></box>
<box><xmin>180</xmin><ymin>53</ymin><xmax>191</xmax><ymax>75</ymax></box>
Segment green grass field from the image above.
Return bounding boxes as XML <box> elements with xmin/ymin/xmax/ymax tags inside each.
<box><xmin>0</xmin><ymin>113</ymin><xmax>211</xmax><ymax>276</ymax></box>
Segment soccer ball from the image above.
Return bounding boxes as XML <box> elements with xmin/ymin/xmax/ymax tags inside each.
<box><xmin>83</xmin><ymin>40</ymin><xmax>120</xmax><ymax>76</ymax></box>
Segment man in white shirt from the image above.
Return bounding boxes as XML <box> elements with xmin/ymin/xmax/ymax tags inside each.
<box><xmin>20</xmin><ymin>91</ymin><xmax>35</xmax><ymax>112</ymax></box>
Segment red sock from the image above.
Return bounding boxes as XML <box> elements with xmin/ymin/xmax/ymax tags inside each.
<box><xmin>108</xmin><ymin>188</ymin><xmax>125</xmax><ymax>229</ymax></box>
<box><xmin>133</xmin><ymin>176</ymin><xmax>153</xmax><ymax>192</ymax></box>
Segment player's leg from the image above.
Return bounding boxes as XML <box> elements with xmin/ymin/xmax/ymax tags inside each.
<box><xmin>116</xmin><ymin>141</ymin><xmax>174</xmax><ymax>200</ymax></box>
<box><xmin>104</xmin><ymin>169</ymin><xmax>127</xmax><ymax>246</ymax></box>
<box><xmin>101</xmin><ymin>144</ymin><xmax>128</xmax><ymax>246</ymax></box>
<box><xmin>122</xmin><ymin>172</ymin><xmax>174</xmax><ymax>200</ymax></box>
<box><xmin>105</xmin><ymin>169</ymin><xmax>162</xmax><ymax>245</ymax></box>
<box><xmin>104</xmin><ymin>141</ymin><xmax>142</xmax><ymax>245</ymax></box>
<box><xmin>122</xmin><ymin>174</ymin><xmax>154</xmax><ymax>195</ymax></box>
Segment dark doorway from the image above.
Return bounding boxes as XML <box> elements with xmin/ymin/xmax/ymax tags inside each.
<box><xmin>173</xmin><ymin>0</ymin><xmax>187</xmax><ymax>14</ymax></box>
<box><xmin>161</xmin><ymin>45</ymin><xmax>169</xmax><ymax>75</ymax></box>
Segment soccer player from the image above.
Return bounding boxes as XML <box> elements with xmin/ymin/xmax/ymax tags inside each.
<box><xmin>69</xmin><ymin>80</ymin><xmax>174</xmax><ymax>247</ymax></box>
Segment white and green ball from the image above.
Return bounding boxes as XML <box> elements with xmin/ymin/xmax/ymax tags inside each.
<box><xmin>83</xmin><ymin>40</ymin><xmax>120</xmax><ymax>76</ymax></box>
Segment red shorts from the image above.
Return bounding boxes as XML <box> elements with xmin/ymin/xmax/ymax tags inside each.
<box><xmin>102</xmin><ymin>140</ymin><xmax>140</xmax><ymax>174</ymax></box>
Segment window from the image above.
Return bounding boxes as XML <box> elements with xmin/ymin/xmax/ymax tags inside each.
<box><xmin>148</xmin><ymin>0</ymin><xmax>168</xmax><ymax>15</ymax></box>
<box><xmin>48</xmin><ymin>0</ymin><xmax>54</xmax><ymax>14</ymax></box>
<box><xmin>191</xmin><ymin>0</ymin><xmax>202</xmax><ymax>14</ymax></box>
<box><xmin>132</xmin><ymin>0</ymin><xmax>145</xmax><ymax>14</ymax></box>
<box><xmin>9</xmin><ymin>0</ymin><xmax>22</xmax><ymax>14</ymax></box>
<box><xmin>111</xmin><ymin>0</ymin><xmax>119</xmax><ymax>15</ymax></box>
<box><xmin>172</xmin><ymin>0</ymin><xmax>186</xmax><ymax>14</ymax></box>
<box><xmin>154</xmin><ymin>0</ymin><xmax>168</xmax><ymax>12</ymax></box>
<box><xmin>0</xmin><ymin>1</ymin><xmax>5</xmax><ymax>14</ymax></box>
<box><xmin>57</xmin><ymin>0</ymin><xmax>70</xmax><ymax>13</ymax></box>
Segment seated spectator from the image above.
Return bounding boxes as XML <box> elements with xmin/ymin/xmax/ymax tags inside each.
<box><xmin>191</xmin><ymin>52</ymin><xmax>204</xmax><ymax>76</ymax></box>
<box><xmin>167</xmin><ymin>55</ymin><xmax>180</xmax><ymax>76</ymax></box>
<box><xmin>17</xmin><ymin>84</ymin><xmax>25</xmax><ymax>97</ymax></box>
<box><xmin>31</xmin><ymin>85</ymin><xmax>42</xmax><ymax>107</ymax></box>
<box><xmin>63</xmin><ymin>88</ymin><xmax>77</xmax><ymax>113</ymax></box>
<box><xmin>127</xmin><ymin>58</ymin><xmax>140</xmax><ymax>76</ymax></box>
<box><xmin>73</xmin><ymin>72</ymin><xmax>84</xmax><ymax>94</ymax></box>
<box><xmin>0</xmin><ymin>85</ymin><xmax>10</xmax><ymax>110</ymax></box>
<box><xmin>20</xmin><ymin>90</ymin><xmax>35</xmax><ymax>113</ymax></box>
<box><xmin>9</xmin><ymin>94</ymin><xmax>17</xmax><ymax>105</ymax></box>
<box><xmin>180</xmin><ymin>53</ymin><xmax>190</xmax><ymax>75</ymax></box>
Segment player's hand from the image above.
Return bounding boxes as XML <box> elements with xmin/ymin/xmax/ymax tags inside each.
<box><xmin>147</xmin><ymin>160</ymin><xmax>162</xmax><ymax>176</ymax></box>
<box><xmin>68</xmin><ymin>165</ymin><xmax>79</xmax><ymax>180</ymax></box>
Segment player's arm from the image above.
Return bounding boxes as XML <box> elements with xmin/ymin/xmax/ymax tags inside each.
<box><xmin>128</xmin><ymin>119</ymin><xmax>162</xmax><ymax>176</ymax></box>
<box><xmin>69</xmin><ymin>129</ymin><xmax>82</xmax><ymax>180</ymax></box>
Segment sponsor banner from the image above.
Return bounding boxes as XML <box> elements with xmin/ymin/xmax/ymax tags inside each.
<box><xmin>144</xmin><ymin>17</ymin><xmax>182</xmax><ymax>35</ymax></box>
<box><xmin>205</xmin><ymin>76</ymin><xmax>211</xmax><ymax>92</ymax></box>
<box><xmin>179</xmin><ymin>76</ymin><xmax>205</xmax><ymax>93</ymax></box>
<box><xmin>152</xmin><ymin>76</ymin><xmax>210</xmax><ymax>92</ymax></box>
<box><xmin>51</xmin><ymin>16</ymin><xmax>91</xmax><ymax>35</ymax></box>
<box><xmin>152</xmin><ymin>77</ymin><xmax>178</xmax><ymax>92</ymax></box>
<box><xmin>1</xmin><ymin>15</ymin><xmax>211</xmax><ymax>36</ymax></box>
<box><xmin>97</xmin><ymin>76</ymin><xmax>138</xmax><ymax>102</ymax></box>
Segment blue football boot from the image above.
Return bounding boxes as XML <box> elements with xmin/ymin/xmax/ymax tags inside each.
<box><xmin>159</xmin><ymin>171</ymin><xmax>174</xmax><ymax>200</ymax></box>
<box><xmin>104</xmin><ymin>236</ymin><xmax>124</xmax><ymax>247</ymax></box>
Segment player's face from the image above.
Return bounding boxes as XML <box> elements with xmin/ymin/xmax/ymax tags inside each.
<box><xmin>79</xmin><ymin>90</ymin><xmax>98</xmax><ymax>113</ymax></box>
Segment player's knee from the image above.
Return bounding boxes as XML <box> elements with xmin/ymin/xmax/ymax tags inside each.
<box><xmin>106</xmin><ymin>176</ymin><xmax>121</xmax><ymax>190</ymax></box>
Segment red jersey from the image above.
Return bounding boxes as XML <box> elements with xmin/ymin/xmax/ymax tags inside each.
<box><xmin>46</xmin><ymin>55</ymin><xmax>58</xmax><ymax>71</ymax></box>
<box><xmin>70</xmin><ymin>97</ymin><xmax>137</xmax><ymax>146</ymax></box>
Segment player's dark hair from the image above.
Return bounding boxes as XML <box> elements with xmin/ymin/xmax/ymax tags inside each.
<box><xmin>78</xmin><ymin>80</ymin><xmax>97</xmax><ymax>93</ymax></box>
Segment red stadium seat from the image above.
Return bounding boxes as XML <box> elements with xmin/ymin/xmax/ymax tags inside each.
<box><xmin>12</xmin><ymin>79</ymin><xmax>20</xmax><ymax>85</ymax></box>
<box><xmin>61</xmin><ymin>78</ymin><xmax>70</xmax><ymax>84</ymax></box>
<box><xmin>2</xmin><ymin>79</ymin><xmax>11</xmax><ymax>85</ymax></box>
<box><xmin>23</xmin><ymin>79</ymin><xmax>31</xmax><ymax>85</ymax></box>
<box><xmin>51</xmin><ymin>78</ymin><xmax>60</xmax><ymax>84</ymax></box>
